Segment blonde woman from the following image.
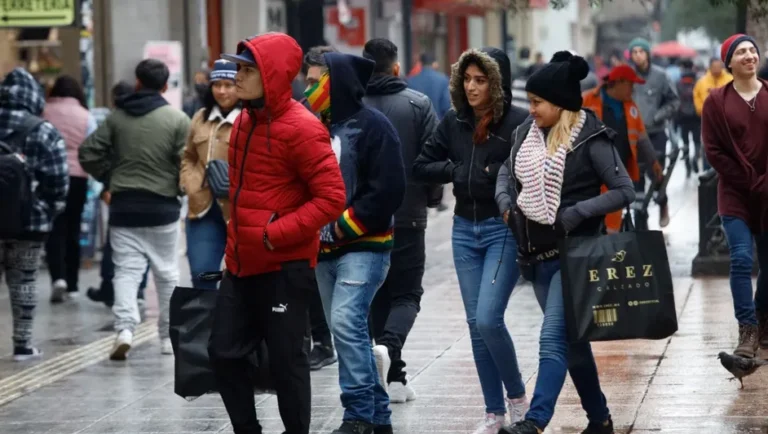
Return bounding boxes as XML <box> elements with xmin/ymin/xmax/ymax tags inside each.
<box><xmin>495</xmin><ymin>52</ymin><xmax>635</xmax><ymax>434</ymax></box>
<box><xmin>180</xmin><ymin>60</ymin><xmax>240</xmax><ymax>288</ymax></box>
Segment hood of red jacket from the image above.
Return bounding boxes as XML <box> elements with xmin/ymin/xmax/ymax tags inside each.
<box><xmin>237</xmin><ymin>33</ymin><xmax>302</xmax><ymax>117</ymax></box>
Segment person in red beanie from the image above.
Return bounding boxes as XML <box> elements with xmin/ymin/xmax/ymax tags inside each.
<box><xmin>582</xmin><ymin>64</ymin><xmax>664</xmax><ymax>233</ymax></box>
<box><xmin>702</xmin><ymin>33</ymin><xmax>768</xmax><ymax>360</ymax></box>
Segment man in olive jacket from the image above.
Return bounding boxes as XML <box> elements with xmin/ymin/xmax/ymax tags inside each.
<box><xmin>79</xmin><ymin>59</ymin><xmax>190</xmax><ymax>360</ymax></box>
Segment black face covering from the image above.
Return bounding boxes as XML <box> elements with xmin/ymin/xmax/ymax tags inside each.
<box><xmin>195</xmin><ymin>83</ymin><xmax>208</xmax><ymax>99</ymax></box>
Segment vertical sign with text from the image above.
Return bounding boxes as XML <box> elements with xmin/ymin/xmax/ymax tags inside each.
<box><xmin>142</xmin><ymin>41</ymin><xmax>184</xmax><ymax>110</ymax></box>
<box><xmin>266</xmin><ymin>0</ymin><xmax>287</xmax><ymax>33</ymax></box>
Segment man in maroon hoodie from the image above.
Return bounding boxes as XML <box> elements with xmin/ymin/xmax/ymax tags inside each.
<box><xmin>703</xmin><ymin>33</ymin><xmax>768</xmax><ymax>360</ymax></box>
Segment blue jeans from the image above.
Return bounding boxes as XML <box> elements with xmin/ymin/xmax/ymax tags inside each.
<box><xmin>316</xmin><ymin>251</ymin><xmax>392</xmax><ymax>425</ymax></box>
<box><xmin>721</xmin><ymin>216</ymin><xmax>768</xmax><ymax>325</ymax></box>
<box><xmin>185</xmin><ymin>202</ymin><xmax>227</xmax><ymax>290</ymax></box>
<box><xmin>523</xmin><ymin>259</ymin><xmax>610</xmax><ymax>429</ymax></box>
<box><xmin>452</xmin><ymin>215</ymin><xmax>525</xmax><ymax>414</ymax></box>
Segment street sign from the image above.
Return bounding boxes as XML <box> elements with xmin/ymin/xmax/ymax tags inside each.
<box><xmin>0</xmin><ymin>0</ymin><xmax>76</xmax><ymax>28</ymax></box>
<box><xmin>143</xmin><ymin>41</ymin><xmax>184</xmax><ymax>110</ymax></box>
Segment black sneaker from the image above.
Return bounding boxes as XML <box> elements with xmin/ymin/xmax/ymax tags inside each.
<box><xmin>310</xmin><ymin>344</ymin><xmax>337</xmax><ymax>371</ymax></box>
<box><xmin>499</xmin><ymin>420</ymin><xmax>541</xmax><ymax>434</ymax></box>
<box><xmin>374</xmin><ymin>424</ymin><xmax>393</xmax><ymax>434</ymax></box>
<box><xmin>332</xmin><ymin>421</ymin><xmax>374</xmax><ymax>434</ymax></box>
<box><xmin>581</xmin><ymin>417</ymin><xmax>614</xmax><ymax>434</ymax></box>
<box><xmin>86</xmin><ymin>287</ymin><xmax>114</xmax><ymax>307</ymax></box>
<box><xmin>13</xmin><ymin>347</ymin><xmax>43</xmax><ymax>362</ymax></box>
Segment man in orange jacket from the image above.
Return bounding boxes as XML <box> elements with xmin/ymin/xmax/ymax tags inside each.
<box><xmin>583</xmin><ymin>64</ymin><xmax>663</xmax><ymax>232</ymax></box>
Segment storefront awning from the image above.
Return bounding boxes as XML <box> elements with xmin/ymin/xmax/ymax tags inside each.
<box><xmin>413</xmin><ymin>0</ymin><xmax>552</xmax><ymax>14</ymax></box>
<box><xmin>412</xmin><ymin>0</ymin><xmax>491</xmax><ymax>16</ymax></box>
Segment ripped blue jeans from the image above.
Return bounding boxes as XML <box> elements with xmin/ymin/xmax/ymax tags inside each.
<box><xmin>315</xmin><ymin>251</ymin><xmax>392</xmax><ymax>425</ymax></box>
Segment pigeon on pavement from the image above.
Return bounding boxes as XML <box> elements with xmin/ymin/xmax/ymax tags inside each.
<box><xmin>718</xmin><ymin>351</ymin><xmax>768</xmax><ymax>389</ymax></box>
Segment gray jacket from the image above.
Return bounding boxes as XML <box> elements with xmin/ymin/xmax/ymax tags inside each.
<box><xmin>632</xmin><ymin>64</ymin><xmax>680</xmax><ymax>134</ymax></box>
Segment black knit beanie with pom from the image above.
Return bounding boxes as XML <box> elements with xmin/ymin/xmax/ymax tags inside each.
<box><xmin>525</xmin><ymin>51</ymin><xmax>590</xmax><ymax>111</ymax></box>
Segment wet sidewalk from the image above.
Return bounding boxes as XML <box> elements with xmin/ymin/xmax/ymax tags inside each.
<box><xmin>0</xmin><ymin>168</ymin><xmax>766</xmax><ymax>433</ymax></box>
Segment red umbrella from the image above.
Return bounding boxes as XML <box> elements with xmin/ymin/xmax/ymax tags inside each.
<box><xmin>652</xmin><ymin>41</ymin><xmax>698</xmax><ymax>58</ymax></box>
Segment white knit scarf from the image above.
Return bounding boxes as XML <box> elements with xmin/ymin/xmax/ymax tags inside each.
<box><xmin>515</xmin><ymin>110</ymin><xmax>586</xmax><ymax>225</ymax></box>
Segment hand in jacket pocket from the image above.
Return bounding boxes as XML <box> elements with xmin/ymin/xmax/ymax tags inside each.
<box><xmin>451</xmin><ymin>162</ymin><xmax>469</xmax><ymax>192</ymax></box>
<box><xmin>451</xmin><ymin>162</ymin><xmax>465</xmax><ymax>182</ymax></box>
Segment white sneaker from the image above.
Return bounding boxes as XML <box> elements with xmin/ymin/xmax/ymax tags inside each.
<box><xmin>506</xmin><ymin>396</ymin><xmax>529</xmax><ymax>424</ymax></box>
<box><xmin>160</xmin><ymin>338</ymin><xmax>173</xmax><ymax>355</ymax></box>
<box><xmin>373</xmin><ymin>345</ymin><xmax>391</xmax><ymax>393</ymax></box>
<box><xmin>473</xmin><ymin>413</ymin><xmax>504</xmax><ymax>434</ymax></box>
<box><xmin>388</xmin><ymin>377</ymin><xmax>417</xmax><ymax>404</ymax></box>
<box><xmin>110</xmin><ymin>330</ymin><xmax>133</xmax><ymax>360</ymax></box>
<box><xmin>50</xmin><ymin>279</ymin><xmax>67</xmax><ymax>303</ymax></box>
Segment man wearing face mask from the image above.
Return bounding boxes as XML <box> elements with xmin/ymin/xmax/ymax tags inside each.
<box><xmin>302</xmin><ymin>44</ymin><xmax>341</xmax><ymax>372</ymax></box>
<box><xmin>304</xmin><ymin>50</ymin><xmax>406</xmax><ymax>434</ymax></box>
<box><xmin>209</xmin><ymin>33</ymin><xmax>347</xmax><ymax>434</ymax></box>
<box><xmin>703</xmin><ymin>34</ymin><xmax>768</xmax><ymax>361</ymax></box>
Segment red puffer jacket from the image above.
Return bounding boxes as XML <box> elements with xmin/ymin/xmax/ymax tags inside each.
<box><xmin>225</xmin><ymin>33</ymin><xmax>346</xmax><ymax>277</ymax></box>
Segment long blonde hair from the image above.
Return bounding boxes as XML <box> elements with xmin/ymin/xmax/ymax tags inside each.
<box><xmin>546</xmin><ymin>109</ymin><xmax>581</xmax><ymax>156</ymax></box>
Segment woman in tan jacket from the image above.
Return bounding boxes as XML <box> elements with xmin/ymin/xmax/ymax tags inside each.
<box><xmin>180</xmin><ymin>60</ymin><xmax>240</xmax><ymax>289</ymax></box>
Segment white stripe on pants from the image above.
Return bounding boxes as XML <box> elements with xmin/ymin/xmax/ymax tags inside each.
<box><xmin>110</xmin><ymin>222</ymin><xmax>179</xmax><ymax>338</ymax></box>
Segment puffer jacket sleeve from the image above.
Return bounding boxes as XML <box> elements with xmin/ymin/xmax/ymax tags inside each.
<box><xmin>265</xmin><ymin>129</ymin><xmax>346</xmax><ymax>249</ymax></box>
<box><xmin>413</xmin><ymin>113</ymin><xmax>455</xmax><ymax>184</ymax></box>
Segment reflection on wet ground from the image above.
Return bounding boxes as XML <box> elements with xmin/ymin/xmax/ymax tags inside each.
<box><xmin>0</xmin><ymin>166</ymin><xmax>766</xmax><ymax>433</ymax></box>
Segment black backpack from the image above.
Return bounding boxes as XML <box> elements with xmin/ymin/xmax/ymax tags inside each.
<box><xmin>677</xmin><ymin>79</ymin><xmax>697</xmax><ymax>118</ymax></box>
<box><xmin>0</xmin><ymin>116</ymin><xmax>44</xmax><ymax>238</ymax></box>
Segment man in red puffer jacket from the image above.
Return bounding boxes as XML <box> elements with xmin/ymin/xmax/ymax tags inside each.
<box><xmin>209</xmin><ymin>32</ymin><xmax>346</xmax><ymax>434</ymax></box>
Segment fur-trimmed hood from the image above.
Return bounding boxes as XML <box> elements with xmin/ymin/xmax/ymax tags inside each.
<box><xmin>449</xmin><ymin>47</ymin><xmax>513</xmax><ymax>123</ymax></box>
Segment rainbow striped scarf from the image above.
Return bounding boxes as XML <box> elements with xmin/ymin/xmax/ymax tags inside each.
<box><xmin>304</xmin><ymin>72</ymin><xmax>331</xmax><ymax>117</ymax></box>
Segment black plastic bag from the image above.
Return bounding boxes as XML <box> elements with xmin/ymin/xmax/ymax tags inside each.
<box><xmin>169</xmin><ymin>282</ymin><xmax>274</xmax><ymax>400</ymax></box>
<box><xmin>560</xmin><ymin>214</ymin><xmax>677</xmax><ymax>343</ymax></box>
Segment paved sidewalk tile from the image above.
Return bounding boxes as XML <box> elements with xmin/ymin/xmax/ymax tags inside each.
<box><xmin>0</xmin><ymin>166</ymin><xmax>767</xmax><ymax>433</ymax></box>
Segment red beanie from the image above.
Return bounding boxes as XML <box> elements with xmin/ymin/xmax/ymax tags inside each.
<box><xmin>721</xmin><ymin>34</ymin><xmax>759</xmax><ymax>70</ymax></box>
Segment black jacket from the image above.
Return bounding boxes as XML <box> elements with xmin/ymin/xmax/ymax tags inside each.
<box><xmin>364</xmin><ymin>74</ymin><xmax>440</xmax><ymax>229</ymax></box>
<box><xmin>413</xmin><ymin>47</ymin><xmax>529</xmax><ymax>222</ymax></box>
<box><xmin>496</xmin><ymin>111</ymin><xmax>635</xmax><ymax>263</ymax></box>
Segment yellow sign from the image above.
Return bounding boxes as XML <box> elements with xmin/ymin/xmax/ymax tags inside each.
<box><xmin>1</xmin><ymin>0</ymin><xmax>76</xmax><ymax>28</ymax></box>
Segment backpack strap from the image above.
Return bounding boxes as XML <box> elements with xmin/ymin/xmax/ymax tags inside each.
<box><xmin>0</xmin><ymin>115</ymin><xmax>45</xmax><ymax>154</ymax></box>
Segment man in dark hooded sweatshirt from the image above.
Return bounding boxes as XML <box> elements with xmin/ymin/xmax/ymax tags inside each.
<box><xmin>79</xmin><ymin>59</ymin><xmax>190</xmax><ymax>360</ymax></box>
<box><xmin>304</xmin><ymin>51</ymin><xmax>406</xmax><ymax>434</ymax></box>
<box><xmin>361</xmin><ymin>38</ymin><xmax>439</xmax><ymax>405</ymax></box>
